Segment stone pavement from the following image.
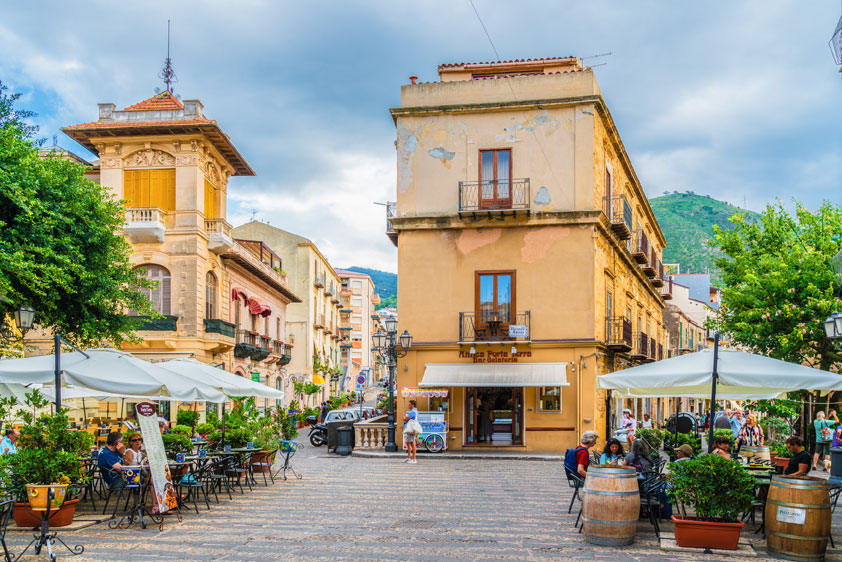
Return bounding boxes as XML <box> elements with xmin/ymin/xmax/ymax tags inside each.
<box><xmin>8</xmin><ymin>441</ymin><xmax>842</xmax><ymax>561</ymax></box>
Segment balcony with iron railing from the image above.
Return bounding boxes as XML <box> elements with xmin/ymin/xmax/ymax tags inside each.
<box><xmin>386</xmin><ymin>201</ymin><xmax>397</xmax><ymax>246</ymax></box>
<box><xmin>652</xmin><ymin>261</ymin><xmax>665</xmax><ymax>287</ymax></box>
<box><xmin>658</xmin><ymin>343</ymin><xmax>664</xmax><ymax>361</ymax></box>
<box><xmin>660</xmin><ymin>277</ymin><xmax>673</xmax><ymax>300</ymax></box>
<box><xmin>605</xmin><ymin>317</ymin><xmax>632</xmax><ymax>352</ymax></box>
<box><xmin>234</xmin><ymin>329</ymin><xmax>270</xmax><ymax>361</ymax></box>
<box><xmin>602</xmin><ymin>194</ymin><xmax>633</xmax><ymax>240</ymax></box>
<box><xmin>649</xmin><ymin>337</ymin><xmax>657</xmax><ymax>361</ymax></box>
<box><xmin>458</xmin><ymin>311</ymin><xmax>531</xmax><ymax>343</ymax></box>
<box><xmin>631</xmin><ymin>229</ymin><xmax>649</xmax><ymax>265</ymax></box>
<box><xmin>314</xmin><ymin>272</ymin><xmax>325</xmax><ymax>288</ymax></box>
<box><xmin>643</xmin><ymin>249</ymin><xmax>657</xmax><ymax>278</ymax></box>
<box><xmin>124</xmin><ymin>207</ymin><xmax>167</xmax><ymax>243</ymax></box>
<box><xmin>224</xmin><ymin>240</ymin><xmax>289</xmax><ymax>291</ymax></box>
<box><xmin>630</xmin><ymin>332</ymin><xmax>649</xmax><ymax>360</ymax></box>
<box><xmin>458</xmin><ymin>179</ymin><xmax>530</xmax><ymax>216</ymax></box>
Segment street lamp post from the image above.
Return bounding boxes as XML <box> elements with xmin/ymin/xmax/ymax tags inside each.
<box><xmin>373</xmin><ymin>321</ymin><xmax>412</xmax><ymax>452</ymax></box>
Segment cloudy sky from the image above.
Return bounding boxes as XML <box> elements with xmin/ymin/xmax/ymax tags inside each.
<box><xmin>2</xmin><ymin>1</ymin><xmax>840</xmax><ymax>273</ymax></box>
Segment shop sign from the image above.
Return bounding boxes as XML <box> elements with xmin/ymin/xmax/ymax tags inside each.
<box><xmin>458</xmin><ymin>350</ymin><xmax>532</xmax><ymax>363</ymax></box>
<box><xmin>508</xmin><ymin>324</ymin><xmax>528</xmax><ymax>338</ymax></box>
<box><xmin>251</xmin><ymin>372</ymin><xmax>261</xmax><ymax>383</ymax></box>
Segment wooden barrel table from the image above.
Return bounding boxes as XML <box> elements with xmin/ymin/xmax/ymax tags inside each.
<box><xmin>765</xmin><ymin>474</ymin><xmax>830</xmax><ymax>561</ymax></box>
<box><xmin>740</xmin><ymin>445</ymin><xmax>771</xmax><ymax>466</ymax></box>
<box><xmin>581</xmin><ymin>465</ymin><xmax>640</xmax><ymax>545</ymax></box>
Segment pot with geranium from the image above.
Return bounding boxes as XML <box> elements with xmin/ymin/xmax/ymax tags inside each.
<box><xmin>0</xmin><ymin>391</ymin><xmax>86</xmax><ymax>526</ymax></box>
<box><xmin>666</xmin><ymin>453</ymin><xmax>756</xmax><ymax>550</ymax></box>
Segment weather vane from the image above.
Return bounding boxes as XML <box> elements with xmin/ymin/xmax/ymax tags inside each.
<box><xmin>158</xmin><ymin>20</ymin><xmax>178</xmax><ymax>93</ymax></box>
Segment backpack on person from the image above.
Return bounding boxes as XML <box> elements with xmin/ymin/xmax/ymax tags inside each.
<box><xmin>564</xmin><ymin>446</ymin><xmax>585</xmax><ymax>476</ymax></box>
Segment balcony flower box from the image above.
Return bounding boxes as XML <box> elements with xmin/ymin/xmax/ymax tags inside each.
<box><xmin>250</xmin><ymin>347</ymin><xmax>271</xmax><ymax>362</ymax></box>
<box><xmin>127</xmin><ymin>315</ymin><xmax>178</xmax><ymax>331</ymax></box>
<box><xmin>234</xmin><ymin>343</ymin><xmax>257</xmax><ymax>359</ymax></box>
<box><xmin>204</xmin><ymin>318</ymin><xmax>236</xmax><ymax>338</ymax></box>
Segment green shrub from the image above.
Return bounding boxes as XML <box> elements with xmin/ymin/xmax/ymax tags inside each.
<box><xmin>768</xmin><ymin>441</ymin><xmax>790</xmax><ymax>457</ymax></box>
<box><xmin>171</xmin><ymin>424</ymin><xmax>193</xmax><ymax>436</ymax></box>
<box><xmin>161</xmin><ymin>433</ymin><xmax>192</xmax><ymax>455</ymax></box>
<box><xmin>195</xmin><ymin>423</ymin><xmax>215</xmax><ymax>437</ymax></box>
<box><xmin>664</xmin><ymin>432</ymin><xmax>702</xmax><ymax>455</ymax></box>
<box><xmin>176</xmin><ymin>409</ymin><xmax>200</xmax><ymax>428</ymax></box>
<box><xmin>667</xmin><ymin>454</ymin><xmax>755</xmax><ymax>522</ymax></box>
<box><xmin>713</xmin><ymin>428</ymin><xmax>735</xmax><ymax>447</ymax></box>
<box><xmin>635</xmin><ymin>429</ymin><xmax>663</xmax><ymax>455</ymax></box>
<box><xmin>208</xmin><ymin>427</ymin><xmax>251</xmax><ymax>449</ymax></box>
<box><xmin>65</xmin><ymin>430</ymin><xmax>95</xmax><ymax>454</ymax></box>
<box><xmin>760</xmin><ymin>416</ymin><xmax>790</xmax><ymax>443</ymax></box>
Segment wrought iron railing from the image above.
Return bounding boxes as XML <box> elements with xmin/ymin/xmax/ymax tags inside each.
<box><xmin>458</xmin><ymin>311</ymin><xmax>531</xmax><ymax>342</ymax></box>
<box><xmin>386</xmin><ymin>202</ymin><xmax>396</xmax><ymax>234</ymax></box>
<box><xmin>632</xmin><ymin>229</ymin><xmax>649</xmax><ymax>264</ymax></box>
<box><xmin>458</xmin><ymin>179</ymin><xmax>530</xmax><ymax>213</ymax></box>
<box><xmin>602</xmin><ymin>195</ymin><xmax>633</xmax><ymax>232</ymax></box>
<box><xmin>606</xmin><ymin>317</ymin><xmax>632</xmax><ymax>347</ymax></box>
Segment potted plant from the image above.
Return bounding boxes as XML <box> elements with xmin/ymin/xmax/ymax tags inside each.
<box><xmin>769</xmin><ymin>441</ymin><xmax>790</xmax><ymax>468</ymax></box>
<box><xmin>0</xmin><ymin>391</ymin><xmax>86</xmax><ymax>526</ymax></box>
<box><xmin>161</xmin><ymin>433</ymin><xmax>193</xmax><ymax>458</ymax></box>
<box><xmin>667</xmin><ymin>454</ymin><xmax>755</xmax><ymax>550</ymax></box>
<box><xmin>195</xmin><ymin>422</ymin><xmax>215</xmax><ymax>440</ymax></box>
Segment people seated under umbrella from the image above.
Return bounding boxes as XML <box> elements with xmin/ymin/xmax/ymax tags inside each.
<box><xmin>98</xmin><ymin>431</ymin><xmax>126</xmax><ymax>490</ymax></box>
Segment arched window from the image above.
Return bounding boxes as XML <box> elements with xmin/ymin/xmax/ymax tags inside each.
<box><xmin>206</xmin><ymin>272</ymin><xmax>218</xmax><ymax>319</ymax></box>
<box><xmin>133</xmin><ymin>265</ymin><xmax>171</xmax><ymax>315</ymax></box>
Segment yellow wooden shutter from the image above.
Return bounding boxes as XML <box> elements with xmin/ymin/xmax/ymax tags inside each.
<box><xmin>204</xmin><ymin>179</ymin><xmax>216</xmax><ymax>219</ymax></box>
<box><xmin>148</xmin><ymin>169</ymin><xmax>175</xmax><ymax>211</ymax></box>
<box><xmin>123</xmin><ymin>170</ymin><xmax>137</xmax><ymax>205</ymax></box>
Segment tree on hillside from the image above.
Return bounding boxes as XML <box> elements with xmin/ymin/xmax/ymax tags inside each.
<box><xmin>0</xmin><ymin>81</ymin><xmax>154</xmax><ymax>348</ymax></box>
<box><xmin>711</xmin><ymin>201</ymin><xmax>842</xmax><ymax>371</ymax></box>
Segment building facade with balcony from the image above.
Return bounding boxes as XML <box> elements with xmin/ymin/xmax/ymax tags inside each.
<box><xmin>231</xmin><ymin>221</ymin><xmax>344</xmax><ymax>400</ymax></box>
<box><xmin>335</xmin><ymin>270</ymin><xmax>384</xmax><ymax>389</ymax></box>
<box><xmin>51</xmin><ymin>91</ymin><xmax>301</xmax><ymax>418</ymax></box>
<box><xmin>389</xmin><ymin>58</ymin><xmax>668</xmax><ymax>451</ymax></box>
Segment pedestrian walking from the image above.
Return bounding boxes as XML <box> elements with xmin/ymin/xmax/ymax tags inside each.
<box><xmin>813</xmin><ymin>410</ymin><xmax>838</xmax><ymax>471</ymax></box>
<box><xmin>403</xmin><ymin>400</ymin><xmax>421</xmax><ymax>464</ymax></box>
<box><xmin>319</xmin><ymin>401</ymin><xmax>329</xmax><ymax>422</ymax></box>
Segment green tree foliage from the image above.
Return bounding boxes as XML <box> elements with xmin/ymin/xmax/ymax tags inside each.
<box><xmin>711</xmin><ymin>201</ymin><xmax>842</xmax><ymax>371</ymax></box>
<box><xmin>0</xmin><ymin>81</ymin><xmax>154</xmax><ymax>347</ymax></box>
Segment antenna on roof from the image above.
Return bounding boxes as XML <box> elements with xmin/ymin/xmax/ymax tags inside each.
<box><xmin>52</xmin><ymin>134</ymin><xmax>58</xmax><ymax>147</ymax></box>
<box><xmin>582</xmin><ymin>52</ymin><xmax>612</xmax><ymax>61</ymax></box>
<box><xmin>158</xmin><ymin>20</ymin><xmax>178</xmax><ymax>94</ymax></box>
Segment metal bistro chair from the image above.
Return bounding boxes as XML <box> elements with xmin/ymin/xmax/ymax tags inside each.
<box><xmin>77</xmin><ymin>459</ymin><xmax>99</xmax><ymax>510</ymax></box>
<box><xmin>226</xmin><ymin>451</ymin><xmax>256</xmax><ymax>494</ymax></box>
<box><xmin>250</xmin><ymin>448</ymin><xmax>278</xmax><ymax>486</ymax></box>
<box><xmin>176</xmin><ymin>463</ymin><xmax>213</xmax><ymax>515</ymax></box>
<box><xmin>563</xmin><ymin>465</ymin><xmax>585</xmax><ymax>528</ymax></box>
<box><xmin>206</xmin><ymin>457</ymin><xmax>234</xmax><ymax>502</ymax></box>
<box><xmin>639</xmin><ymin>472</ymin><xmax>667</xmax><ymax>539</ymax></box>
<box><xmin>100</xmin><ymin>467</ymin><xmax>131</xmax><ymax>517</ymax></box>
<box><xmin>0</xmin><ymin>498</ymin><xmax>15</xmax><ymax>562</ymax></box>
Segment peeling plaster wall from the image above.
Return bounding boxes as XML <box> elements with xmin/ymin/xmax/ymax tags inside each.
<box><xmin>395</xmin><ymin>105</ymin><xmax>590</xmax><ymax>217</ymax></box>
<box><xmin>398</xmin><ymin>226</ymin><xmax>595</xmax><ymax>343</ymax></box>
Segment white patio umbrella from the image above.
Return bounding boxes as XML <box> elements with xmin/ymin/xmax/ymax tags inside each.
<box><xmin>597</xmin><ymin>347</ymin><xmax>842</xmax><ymax>399</ymax></box>
<box><xmin>0</xmin><ymin>349</ymin><xmax>226</xmax><ymax>403</ymax></box>
<box><xmin>158</xmin><ymin>358</ymin><xmax>285</xmax><ymax>400</ymax></box>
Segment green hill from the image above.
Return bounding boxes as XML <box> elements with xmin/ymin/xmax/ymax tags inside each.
<box><xmin>343</xmin><ymin>267</ymin><xmax>396</xmax><ymax>309</ymax></box>
<box><xmin>649</xmin><ymin>192</ymin><xmax>760</xmax><ymax>275</ymax></box>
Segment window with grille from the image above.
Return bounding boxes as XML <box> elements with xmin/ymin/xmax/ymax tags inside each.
<box><xmin>132</xmin><ymin>265</ymin><xmax>171</xmax><ymax>315</ymax></box>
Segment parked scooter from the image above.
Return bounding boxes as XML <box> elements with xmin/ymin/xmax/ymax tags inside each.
<box><xmin>306</xmin><ymin>415</ymin><xmax>327</xmax><ymax>447</ymax></box>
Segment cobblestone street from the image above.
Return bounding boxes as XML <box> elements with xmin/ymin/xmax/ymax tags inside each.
<box><xmin>8</xmin><ymin>441</ymin><xmax>842</xmax><ymax>561</ymax></box>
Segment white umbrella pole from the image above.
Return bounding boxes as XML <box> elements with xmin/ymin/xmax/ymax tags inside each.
<box><xmin>53</xmin><ymin>334</ymin><xmax>62</xmax><ymax>413</ymax></box>
<box><xmin>708</xmin><ymin>332</ymin><xmax>721</xmax><ymax>454</ymax></box>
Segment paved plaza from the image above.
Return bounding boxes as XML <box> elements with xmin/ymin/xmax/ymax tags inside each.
<box><xmin>8</xmin><ymin>441</ymin><xmax>842</xmax><ymax>561</ymax></box>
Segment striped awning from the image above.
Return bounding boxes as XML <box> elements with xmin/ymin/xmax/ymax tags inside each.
<box><xmin>419</xmin><ymin>363</ymin><xmax>569</xmax><ymax>388</ymax></box>
<box><xmin>247</xmin><ymin>297</ymin><xmax>272</xmax><ymax>317</ymax></box>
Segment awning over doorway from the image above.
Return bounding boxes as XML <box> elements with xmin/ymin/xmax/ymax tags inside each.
<box><xmin>419</xmin><ymin>363</ymin><xmax>570</xmax><ymax>388</ymax></box>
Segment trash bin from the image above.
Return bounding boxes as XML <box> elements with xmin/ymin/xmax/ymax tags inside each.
<box><xmin>336</xmin><ymin>426</ymin><xmax>354</xmax><ymax>456</ymax></box>
<box><xmin>830</xmin><ymin>447</ymin><xmax>842</xmax><ymax>487</ymax></box>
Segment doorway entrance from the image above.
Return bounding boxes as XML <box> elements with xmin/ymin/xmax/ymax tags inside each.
<box><xmin>465</xmin><ymin>387</ymin><xmax>523</xmax><ymax>445</ymax></box>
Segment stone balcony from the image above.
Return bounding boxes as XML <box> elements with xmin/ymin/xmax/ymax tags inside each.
<box><xmin>124</xmin><ymin>207</ymin><xmax>166</xmax><ymax>243</ymax></box>
<box><xmin>205</xmin><ymin>218</ymin><xmax>235</xmax><ymax>254</ymax></box>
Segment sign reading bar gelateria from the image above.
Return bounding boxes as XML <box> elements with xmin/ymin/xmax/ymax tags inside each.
<box><xmin>401</xmin><ymin>388</ymin><xmax>448</xmax><ymax>398</ymax></box>
<box><xmin>458</xmin><ymin>350</ymin><xmax>533</xmax><ymax>363</ymax></box>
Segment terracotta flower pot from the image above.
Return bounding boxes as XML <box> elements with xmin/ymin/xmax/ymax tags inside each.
<box><xmin>776</xmin><ymin>456</ymin><xmax>791</xmax><ymax>468</ymax></box>
<box><xmin>770</xmin><ymin>452</ymin><xmax>777</xmax><ymax>464</ymax></box>
<box><xmin>13</xmin><ymin>499</ymin><xmax>79</xmax><ymax>528</ymax></box>
<box><xmin>671</xmin><ymin>515</ymin><xmax>744</xmax><ymax>550</ymax></box>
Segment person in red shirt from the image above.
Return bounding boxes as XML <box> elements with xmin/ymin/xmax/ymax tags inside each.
<box><xmin>577</xmin><ymin>431</ymin><xmax>599</xmax><ymax>477</ymax></box>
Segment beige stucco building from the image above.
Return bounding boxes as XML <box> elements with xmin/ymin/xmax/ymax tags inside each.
<box><xmin>36</xmin><ymin>91</ymin><xmax>303</xmax><ymax>419</ymax></box>
<box><xmin>232</xmin><ymin>221</ymin><xmax>344</xmax><ymax>400</ymax></box>
<box><xmin>335</xmin><ymin>270</ymin><xmax>379</xmax><ymax>383</ymax></box>
<box><xmin>389</xmin><ymin>58</ymin><xmax>671</xmax><ymax>451</ymax></box>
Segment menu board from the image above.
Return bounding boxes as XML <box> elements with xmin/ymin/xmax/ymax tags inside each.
<box><xmin>136</xmin><ymin>402</ymin><xmax>178</xmax><ymax>514</ymax></box>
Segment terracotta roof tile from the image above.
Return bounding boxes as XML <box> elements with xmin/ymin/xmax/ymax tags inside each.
<box><xmin>438</xmin><ymin>56</ymin><xmax>577</xmax><ymax>69</ymax></box>
<box><xmin>122</xmin><ymin>91</ymin><xmax>184</xmax><ymax>111</ymax></box>
<box><xmin>62</xmin><ymin>118</ymin><xmax>214</xmax><ymax>130</ymax></box>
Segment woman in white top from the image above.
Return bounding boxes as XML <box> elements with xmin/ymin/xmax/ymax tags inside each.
<box><xmin>122</xmin><ymin>432</ymin><xmax>146</xmax><ymax>465</ymax></box>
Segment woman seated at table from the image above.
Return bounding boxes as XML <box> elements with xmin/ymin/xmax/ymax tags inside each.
<box><xmin>122</xmin><ymin>432</ymin><xmax>146</xmax><ymax>466</ymax></box>
<box><xmin>712</xmin><ymin>436</ymin><xmax>732</xmax><ymax>459</ymax></box>
<box><xmin>625</xmin><ymin>439</ymin><xmax>653</xmax><ymax>473</ymax></box>
<box><xmin>599</xmin><ymin>438</ymin><xmax>625</xmax><ymax>465</ymax></box>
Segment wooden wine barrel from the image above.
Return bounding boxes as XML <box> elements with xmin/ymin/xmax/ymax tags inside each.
<box><xmin>765</xmin><ymin>474</ymin><xmax>830</xmax><ymax>561</ymax></box>
<box><xmin>581</xmin><ymin>465</ymin><xmax>640</xmax><ymax>546</ymax></box>
<box><xmin>740</xmin><ymin>445</ymin><xmax>771</xmax><ymax>465</ymax></box>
